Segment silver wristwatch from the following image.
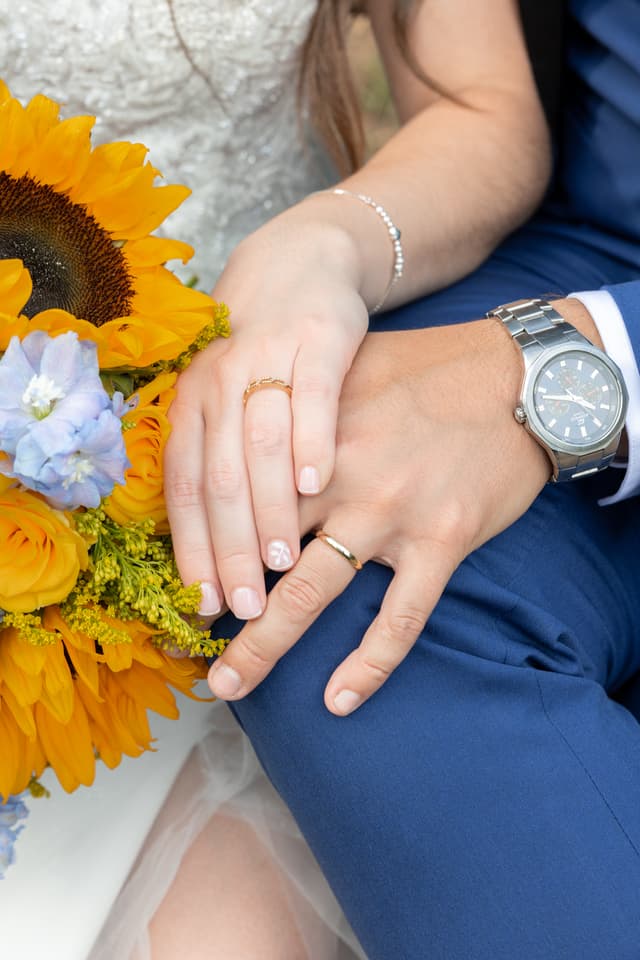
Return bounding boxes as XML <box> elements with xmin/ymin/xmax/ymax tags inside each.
<box><xmin>486</xmin><ymin>298</ymin><xmax>628</xmax><ymax>481</ymax></box>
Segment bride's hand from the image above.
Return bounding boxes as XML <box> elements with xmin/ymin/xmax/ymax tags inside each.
<box><xmin>206</xmin><ymin>318</ymin><xmax>550</xmax><ymax>712</ymax></box>
<box><xmin>164</xmin><ymin>205</ymin><xmax>369</xmax><ymax>621</ymax></box>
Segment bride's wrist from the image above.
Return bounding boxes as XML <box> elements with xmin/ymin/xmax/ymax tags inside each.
<box><xmin>229</xmin><ymin>201</ymin><xmax>365</xmax><ymax>294</ymax></box>
<box><xmin>298</xmin><ymin>190</ymin><xmax>402</xmax><ymax>312</ymax></box>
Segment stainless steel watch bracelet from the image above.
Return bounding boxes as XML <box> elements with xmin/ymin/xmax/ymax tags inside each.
<box><xmin>488</xmin><ymin>298</ymin><xmax>622</xmax><ymax>482</ymax></box>
<box><xmin>489</xmin><ymin>299</ymin><xmax>583</xmax><ymax>352</ymax></box>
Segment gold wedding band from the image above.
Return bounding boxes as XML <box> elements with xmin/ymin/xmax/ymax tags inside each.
<box><xmin>243</xmin><ymin>377</ymin><xmax>293</xmax><ymax>406</ymax></box>
<box><xmin>315</xmin><ymin>529</ymin><xmax>363</xmax><ymax>571</ymax></box>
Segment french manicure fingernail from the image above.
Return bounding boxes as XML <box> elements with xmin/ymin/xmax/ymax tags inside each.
<box><xmin>209</xmin><ymin>664</ymin><xmax>242</xmax><ymax>699</ymax></box>
<box><xmin>267</xmin><ymin>539</ymin><xmax>293</xmax><ymax>570</ymax></box>
<box><xmin>198</xmin><ymin>581</ymin><xmax>222</xmax><ymax>617</ymax></box>
<box><xmin>333</xmin><ymin>689</ymin><xmax>362</xmax><ymax>716</ymax></box>
<box><xmin>231</xmin><ymin>586</ymin><xmax>263</xmax><ymax>620</ymax></box>
<box><xmin>298</xmin><ymin>465</ymin><xmax>320</xmax><ymax>495</ymax></box>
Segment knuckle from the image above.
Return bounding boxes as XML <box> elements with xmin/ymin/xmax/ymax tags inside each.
<box><xmin>235</xmin><ymin>634</ymin><xmax>272</xmax><ymax>670</ymax></box>
<box><xmin>279</xmin><ymin>572</ymin><xmax>326</xmax><ymax>622</ymax></box>
<box><xmin>430</xmin><ymin>498</ymin><xmax>472</xmax><ymax>552</ymax></box>
<box><xmin>165</xmin><ymin>398</ymin><xmax>190</xmax><ymax>426</ymax></box>
<box><xmin>255</xmin><ymin>502</ymin><xmax>295</xmax><ymax>532</ymax></box>
<box><xmin>246</xmin><ymin>420</ymin><xmax>288</xmax><ymax>458</ymax></box>
<box><xmin>180</xmin><ymin>544</ymin><xmax>215</xmax><ymax>569</ymax></box>
<box><xmin>294</xmin><ymin>373</ymin><xmax>333</xmax><ymax>404</ymax></box>
<box><xmin>164</xmin><ymin>475</ymin><xmax>203</xmax><ymax>509</ymax></box>
<box><xmin>381</xmin><ymin>608</ymin><xmax>425</xmax><ymax>647</ymax></box>
<box><xmin>205</xmin><ymin>460</ymin><xmax>243</xmax><ymax>501</ymax></box>
<box><xmin>364</xmin><ymin>484</ymin><xmax>399</xmax><ymax>519</ymax></box>
<box><xmin>300</xmin><ymin>311</ymin><xmax>331</xmax><ymax>336</ymax></box>
<box><xmin>216</xmin><ymin>549</ymin><xmax>255</xmax><ymax>569</ymax></box>
<box><xmin>360</xmin><ymin>655</ymin><xmax>393</xmax><ymax>684</ymax></box>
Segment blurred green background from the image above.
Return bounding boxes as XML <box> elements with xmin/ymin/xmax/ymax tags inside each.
<box><xmin>349</xmin><ymin>17</ymin><xmax>398</xmax><ymax>154</ymax></box>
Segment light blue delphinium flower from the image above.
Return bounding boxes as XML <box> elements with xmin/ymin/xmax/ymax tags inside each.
<box><xmin>0</xmin><ymin>794</ymin><xmax>29</xmax><ymax>880</ymax></box>
<box><xmin>0</xmin><ymin>330</ymin><xmax>129</xmax><ymax>509</ymax></box>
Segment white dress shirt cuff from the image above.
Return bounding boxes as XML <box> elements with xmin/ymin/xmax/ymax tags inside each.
<box><xmin>569</xmin><ymin>290</ymin><xmax>640</xmax><ymax>505</ymax></box>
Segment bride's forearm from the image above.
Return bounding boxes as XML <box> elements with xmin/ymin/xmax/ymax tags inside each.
<box><xmin>295</xmin><ymin>0</ymin><xmax>551</xmax><ymax>313</ymax></box>
<box><xmin>301</xmin><ymin>86</ymin><xmax>551</xmax><ymax>314</ymax></box>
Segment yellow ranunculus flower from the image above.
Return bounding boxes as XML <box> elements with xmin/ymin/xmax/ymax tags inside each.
<box><xmin>104</xmin><ymin>371</ymin><xmax>177</xmax><ymax>533</ymax></box>
<box><xmin>0</xmin><ymin>485</ymin><xmax>89</xmax><ymax>613</ymax></box>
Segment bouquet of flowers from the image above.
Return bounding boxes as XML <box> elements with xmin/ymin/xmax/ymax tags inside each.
<box><xmin>0</xmin><ymin>81</ymin><xmax>229</xmax><ymax>875</ymax></box>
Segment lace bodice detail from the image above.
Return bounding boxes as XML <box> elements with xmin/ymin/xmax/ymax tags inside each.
<box><xmin>0</xmin><ymin>0</ymin><xmax>331</xmax><ymax>288</ymax></box>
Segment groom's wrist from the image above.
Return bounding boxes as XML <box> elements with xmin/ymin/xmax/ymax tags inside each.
<box><xmin>550</xmin><ymin>296</ymin><xmax>605</xmax><ymax>350</ymax></box>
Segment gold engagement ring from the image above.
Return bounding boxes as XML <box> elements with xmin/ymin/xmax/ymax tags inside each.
<box><xmin>243</xmin><ymin>377</ymin><xmax>293</xmax><ymax>406</ymax></box>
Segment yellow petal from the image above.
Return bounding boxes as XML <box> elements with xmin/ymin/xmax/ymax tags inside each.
<box><xmin>35</xmin><ymin>693</ymin><xmax>95</xmax><ymax>792</ymax></box>
<box><xmin>0</xmin><ymin>311</ymin><xmax>31</xmax><ymax>352</ymax></box>
<box><xmin>0</xmin><ymin>706</ymin><xmax>22</xmax><ymax>800</ymax></box>
<box><xmin>0</xmin><ymin>260</ymin><xmax>32</xmax><ymax>316</ymax></box>
<box><xmin>101</xmin><ymin>642</ymin><xmax>134</xmax><ymax>673</ymax></box>
<box><xmin>0</xmin><ymin>97</ymin><xmax>36</xmax><ymax>175</ymax></box>
<box><xmin>2</xmin><ymin>627</ymin><xmax>48</xmax><ymax>676</ymax></box>
<box><xmin>27</xmin><ymin>115</ymin><xmax>94</xmax><ymax>188</ymax></box>
<box><xmin>44</xmin><ymin>609</ymin><xmax>101</xmax><ymax>699</ymax></box>
<box><xmin>124</xmin><ymin>236</ymin><xmax>194</xmax><ymax>267</ymax></box>
<box><xmin>0</xmin><ymin>632</ymin><xmax>43</xmax><ymax>706</ymax></box>
<box><xmin>75</xmin><ymin>677</ymin><xmax>128</xmax><ymax>767</ymax></box>
<box><xmin>24</xmin><ymin>93</ymin><xmax>62</xmax><ymax>142</ymax></box>
<box><xmin>39</xmin><ymin>641</ymin><xmax>75</xmax><ymax>724</ymax></box>
<box><xmin>115</xmin><ymin>661</ymin><xmax>179</xmax><ymax>719</ymax></box>
<box><xmin>1</xmin><ymin>684</ymin><xmax>37</xmax><ymax>739</ymax></box>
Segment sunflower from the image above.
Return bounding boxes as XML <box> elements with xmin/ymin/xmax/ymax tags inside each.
<box><xmin>0</xmin><ymin>82</ymin><xmax>229</xmax><ymax>799</ymax></box>
<box><xmin>0</xmin><ymin>81</ymin><xmax>227</xmax><ymax>367</ymax></box>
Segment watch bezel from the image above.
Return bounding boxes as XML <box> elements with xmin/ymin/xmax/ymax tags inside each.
<box><xmin>520</xmin><ymin>341</ymin><xmax>628</xmax><ymax>456</ymax></box>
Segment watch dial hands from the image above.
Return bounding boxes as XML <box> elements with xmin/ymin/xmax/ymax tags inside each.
<box><xmin>544</xmin><ymin>392</ymin><xmax>597</xmax><ymax>411</ymax></box>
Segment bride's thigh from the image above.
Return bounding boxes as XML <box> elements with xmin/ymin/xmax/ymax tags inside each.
<box><xmin>146</xmin><ymin>811</ymin><xmax>310</xmax><ymax>960</ymax></box>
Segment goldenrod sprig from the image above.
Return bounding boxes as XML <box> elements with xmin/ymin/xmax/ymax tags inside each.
<box><xmin>70</xmin><ymin>509</ymin><xmax>210</xmax><ymax>652</ymax></box>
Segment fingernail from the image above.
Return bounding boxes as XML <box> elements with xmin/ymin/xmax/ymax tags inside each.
<box><xmin>231</xmin><ymin>586</ymin><xmax>263</xmax><ymax>620</ymax></box>
<box><xmin>267</xmin><ymin>539</ymin><xmax>293</xmax><ymax>571</ymax></box>
<box><xmin>209</xmin><ymin>664</ymin><xmax>242</xmax><ymax>699</ymax></box>
<box><xmin>298</xmin><ymin>465</ymin><xmax>320</xmax><ymax>495</ymax></box>
<box><xmin>198</xmin><ymin>581</ymin><xmax>222</xmax><ymax>617</ymax></box>
<box><xmin>333</xmin><ymin>690</ymin><xmax>362</xmax><ymax>716</ymax></box>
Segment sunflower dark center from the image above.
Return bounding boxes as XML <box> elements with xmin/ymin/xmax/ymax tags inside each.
<box><xmin>0</xmin><ymin>172</ymin><xmax>134</xmax><ymax>325</ymax></box>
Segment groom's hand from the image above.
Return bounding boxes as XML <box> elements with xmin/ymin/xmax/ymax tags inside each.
<box><xmin>207</xmin><ymin>317</ymin><xmax>551</xmax><ymax>713</ymax></box>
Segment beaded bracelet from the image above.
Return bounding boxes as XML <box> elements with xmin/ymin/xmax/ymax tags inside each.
<box><xmin>314</xmin><ymin>188</ymin><xmax>405</xmax><ymax>315</ymax></box>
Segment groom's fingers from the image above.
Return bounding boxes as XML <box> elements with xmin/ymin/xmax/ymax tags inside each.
<box><xmin>207</xmin><ymin>533</ymin><xmax>460</xmax><ymax>712</ymax></box>
<box><xmin>206</xmin><ymin>523</ymin><xmax>364</xmax><ymax>701</ymax></box>
<box><xmin>322</xmin><ymin>545</ymin><xmax>457</xmax><ymax>715</ymax></box>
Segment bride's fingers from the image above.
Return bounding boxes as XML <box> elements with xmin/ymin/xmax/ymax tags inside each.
<box><xmin>323</xmin><ymin>546</ymin><xmax>459</xmax><ymax>716</ymax></box>
<box><xmin>244</xmin><ymin>385</ymin><xmax>300</xmax><ymax>572</ymax></box>
<box><xmin>204</xmin><ymin>389</ymin><xmax>267</xmax><ymax>620</ymax></box>
<box><xmin>292</xmin><ymin>340</ymin><xmax>348</xmax><ymax>495</ymax></box>
<box><xmin>164</xmin><ymin>398</ymin><xmax>223</xmax><ymax>618</ymax></box>
<box><xmin>207</xmin><ymin>521</ymin><xmax>370</xmax><ymax>701</ymax></box>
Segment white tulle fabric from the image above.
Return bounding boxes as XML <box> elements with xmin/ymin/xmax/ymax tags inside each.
<box><xmin>89</xmin><ymin>705</ymin><xmax>365</xmax><ymax>960</ymax></box>
<box><xmin>0</xmin><ymin>1</ymin><xmax>364</xmax><ymax>956</ymax></box>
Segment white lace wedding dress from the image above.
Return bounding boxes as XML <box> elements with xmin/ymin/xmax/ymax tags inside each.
<box><xmin>0</xmin><ymin>3</ymin><xmax>363</xmax><ymax>957</ymax></box>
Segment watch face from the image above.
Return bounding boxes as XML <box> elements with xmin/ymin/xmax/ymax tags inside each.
<box><xmin>531</xmin><ymin>349</ymin><xmax>622</xmax><ymax>447</ymax></box>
